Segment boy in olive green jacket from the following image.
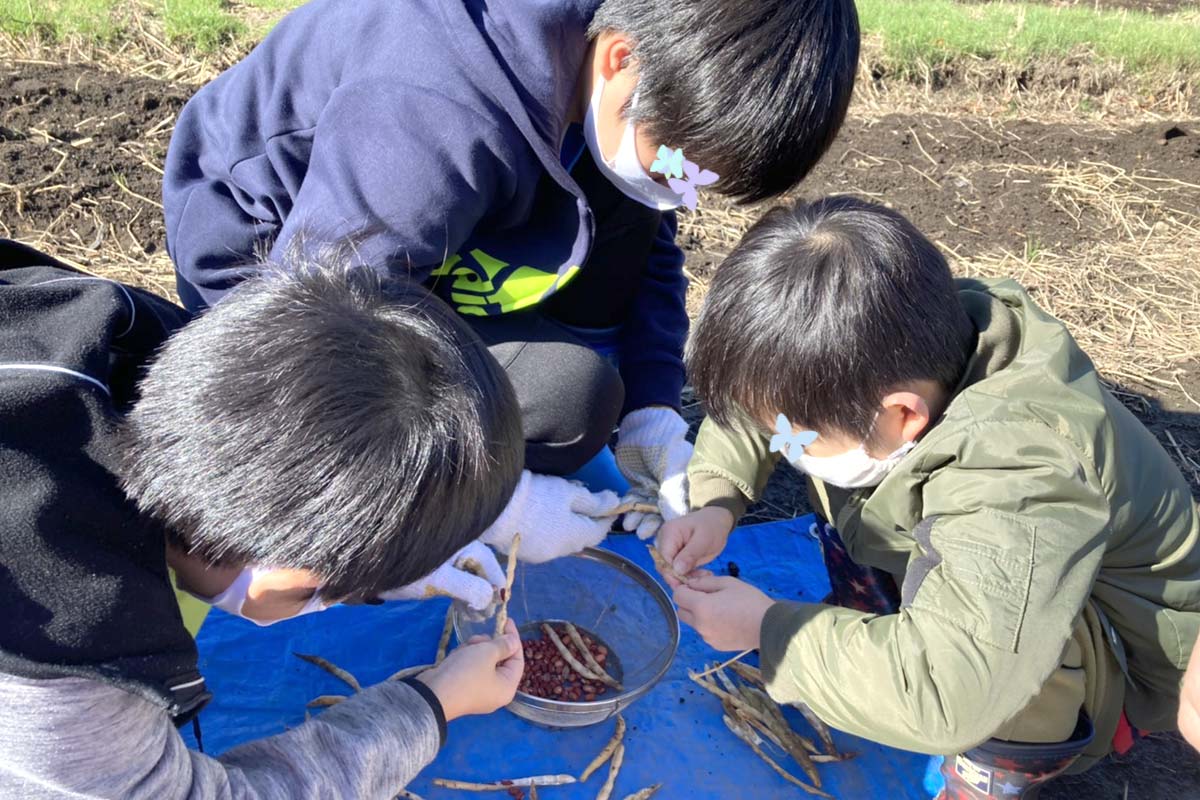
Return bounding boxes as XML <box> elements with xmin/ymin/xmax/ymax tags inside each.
<box><xmin>660</xmin><ymin>196</ymin><xmax>1200</xmax><ymax>798</ymax></box>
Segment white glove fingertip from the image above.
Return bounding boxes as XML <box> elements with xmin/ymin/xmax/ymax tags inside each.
<box><xmin>465</xmin><ymin>580</ymin><xmax>497</xmax><ymax>612</ymax></box>
<box><xmin>459</xmin><ymin>541</ymin><xmax>507</xmax><ymax>587</ymax></box>
<box><xmin>636</xmin><ymin>514</ymin><xmax>663</xmax><ymax>541</ymax></box>
<box><xmin>586</xmin><ymin>516</ymin><xmax>614</xmax><ymax>549</ymax></box>
<box><xmin>570</xmin><ymin>487</ymin><xmax>622</xmax><ymax>517</ymax></box>
<box><xmin>622</xmin><ymin>510</ymin><xmax>645</xmax><ymax>533</ymax></box>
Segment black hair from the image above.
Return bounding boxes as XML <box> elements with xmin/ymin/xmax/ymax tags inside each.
<box><xmin>118</xmin><ymin>247</ymin><xmax>523</xmax><ymax>601</ymax></box>
<box><xmin>688</xmin><ymin>196</ymin><xmax>976</xmax><ymax>442</ymax></box>
<box><xmin>589</xmin><ymin>0</ymin><xmax>860</xmax><ymax>203</ymax></box>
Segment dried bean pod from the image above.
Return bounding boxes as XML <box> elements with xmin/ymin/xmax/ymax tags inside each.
<box><xmin>595</xmin><ymin>742</ymin><xmax>626</xmax><ymax>800</ymax></box>
<box><xmin>293</xmin><ymin>653</ymin><xmax>362</xmax><ymax>693</ymax></box>
<box><xmin>564</xmin><ymin>622</ymin><xmax>622</xmax><ymax>690</ymax></box>
<box><xmin>580</xmin><ymin>714</ymin><xmax>626</xmax><ymax>781</ymax></box>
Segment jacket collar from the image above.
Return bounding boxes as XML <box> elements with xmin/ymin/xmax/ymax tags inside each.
<box><xmin>948</xmin><ymin>282</ymin><xmax>1023</xmax><ymax>399</ymax></box>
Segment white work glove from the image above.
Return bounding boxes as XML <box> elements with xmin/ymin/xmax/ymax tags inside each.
<box><xmin>614</xmin><ymin>407</ymin><xmax>692</xmax><ymax>540</ymax></box>
<box><xmin>377</xmin><ymin>541</ymin><xmax>506</xmax><ymax>611</ymax></box>
<box><xmin>480</xmin><ymin>470</ymin><xmax>621</xmax><ymax>563</ymax></box>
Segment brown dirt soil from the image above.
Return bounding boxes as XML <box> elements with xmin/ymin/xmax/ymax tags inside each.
<box><xmin>3</xmin><ymin>61</ymin><xmax>1200</xmax><ymax>796</ymax></box>
<box><xmin>0</xmin><ymin>63</ymin><xmax>188</xmax><ymax>295</ymax></box>
<box><xmin>684</xmin><ymin>115</ymin><xmax>1200</xmax><ymax>280</ymax></box>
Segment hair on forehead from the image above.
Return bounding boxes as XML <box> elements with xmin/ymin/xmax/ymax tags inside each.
<box><xmin>687</xmin><ymin>196</ymin><xmax>975</xmax><ymax>441</ymax></box>
<box><xmin>589</xmin><ymin>0</ymin><xmax>860</xmax><ymax>203</ymax></box>
<box><xmin>117</xmin><ymin>242</ymin><xmax>523</xmax><ymax>600</ymax></box>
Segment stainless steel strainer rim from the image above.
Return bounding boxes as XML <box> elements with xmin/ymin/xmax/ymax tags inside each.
<box><xmin>452</xmin><ymin>546</ymin><xmax>680</xmax><ymax>721</ymax></box>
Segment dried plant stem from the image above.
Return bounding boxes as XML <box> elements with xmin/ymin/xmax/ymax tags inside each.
<box><xmin>581</xmin><ymin>714</ymin><xmax>626</xmax><ymax>781</ymax></box>
<box><xmin>732</xmin><ymin>700</ymin><xmax>789</xmax><ymax>752</ymax></box>
<box><xmin>740</xmin><ymin>708</ymin><xmax>847</xmax><ymax>763</ymax></box>
<box><xmin>435</xmin><ymin>606</ymin><xmax>455</xmax><ymax>665</ymax></box>
<box><xmin>494</xmin><ymin>532</ymin><xmax>521</xmax><ymax>638</ymax></box>
<box><xmin>605</xmin><ymin>501</ymin><xmax>660</xmax><ymax>516</ymax></box>
<box><xmin>799</xmin><ymin>703</ymin><xmax>840</xmax><ymax>757</ymax></box>
<box><xmin>620</xmin><ymin>786</ymin><xmax>662</xmax><ymax>800</ymax></box>
<box><xmin>529</xmin><ymin>785</ymin><xmax>539</xmax><ymax>800</ymax></box>
<box><xmin>294</xmin><ymin>653</ymin><xmax>362</xmax><ymax>693</ymax></box>
<box><xmin>387</xmin><ymin>664</ymin><xmax>434</xmax><ymax>682</ymax></box>
<box><xmin>723</xmin><ymin>715</ymin><xmax>831</xmax><ymax>798</ymax></box>
<box><xmin>646</xmin><ymin>545</ymin><xmax>688</xmax><ymax>585</ymax></box>
<box><xmin>596</xmin><ymin>742</ymin><xmax>626</xmax><ymax>800</ymax></box>
<box><xmin>688</xmin><ymin>669</ymin><xmax>774</xmax><ymax>730</ymax></box>
<box><xmin>565</xmin><ymin>622</ymin><xmax>622</xmax><ymax>690</ymax></box>
<box><xmin>741</xmin><ymin>685</ymin><xmax>822</xmax><ymax>759</ymax></box>
<box><xmin>397</xmin><ymin>791</ymin><xmax>425</xmax><ymax>800</ymax></box>
<box><xmin>693</xmin><ymin>667</ymin><xmax>825</xmax><ymax>785</ymax></box>
<box><xmin>431</xmin><ymin>775</ymin><xmax>577</xmax><ymax>791</ymax></box>
<box><xmin>731</xmin><ymin>696</ymin><xmax>821</xmax><ymax>786</ymax></box>
<box><xmin>729</xmin><ymin>662</ymin><xmax>764</xmax><ymax>687</ymax></box>
<box><xmin>542</xmin><ymin>623</ymin><xmax>605</xmax><ymax>683</ymax></box>
<box><xmin>693</xmin><ymin>650</ymin><xmax>754</xmax><ymax>680</ymax></box>
<box><xmin>306</xmin><ymin>695</ymin><xmax>346</xmax><ymax>708</ymax></box>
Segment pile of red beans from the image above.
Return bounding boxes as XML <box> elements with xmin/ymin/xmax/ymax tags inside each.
<box><xmin>518</xmin><ymin>624</ymin><xmax>611</xmax><ymax>702</ymax></box>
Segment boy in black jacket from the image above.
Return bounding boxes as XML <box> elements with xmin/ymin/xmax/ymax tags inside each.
<box><xmin>0</xmin><ymin>239</ymin><xmax>526</xmax><ymax>799</ymax></box>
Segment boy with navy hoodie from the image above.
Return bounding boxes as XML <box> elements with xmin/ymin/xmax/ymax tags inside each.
<box><xmin>164</xmin><ymin>0</ymin><xmax>860</xmax><ymax>562</ymax></box>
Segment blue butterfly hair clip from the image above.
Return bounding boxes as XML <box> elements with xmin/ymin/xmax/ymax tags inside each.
<box><xmin>651</xmin><ymin>146</ymin><xmax>685</xmax><ymax>180</ymax></box>
<box><xmin>768</xmin><ymin>414</ymin><xmax>818</xmax><ymax>461</ymax></box>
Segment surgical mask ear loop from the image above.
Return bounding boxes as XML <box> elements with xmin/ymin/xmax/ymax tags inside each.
<box><xmin>864</xmin><ymin>410</ymin><xmax>916</xmax><ymax>461</ymax></box>
<box><xmin>789</xmin><ymin>410</ymin><xmax>916</xmax><ymax>490</ymax></box>
<box><xmin>583</xmin><ymin>75</ymin><xmax>683</xmax><ymax>211</ymax></box>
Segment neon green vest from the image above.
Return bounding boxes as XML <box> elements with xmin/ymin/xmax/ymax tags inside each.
<box><xmin>170</xmin><ymin>569</ymin><xmax>211</xmax><ymax>639</ymax></box>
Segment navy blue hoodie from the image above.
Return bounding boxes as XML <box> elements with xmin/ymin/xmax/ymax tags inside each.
<box><xmin>163</xmin><ymin>0</ymin><xmax>687</xmax><ymax>413</ymax></box>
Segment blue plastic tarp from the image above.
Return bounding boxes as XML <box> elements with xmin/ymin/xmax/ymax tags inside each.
<box><xmin>185</xmin><ymin>516</ymin><xmax>932</xmax><ymax>798</ymax></box>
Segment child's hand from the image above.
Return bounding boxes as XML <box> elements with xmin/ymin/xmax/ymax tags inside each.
<box><xmin>657</xmin><ymin>507</ymin><xmax>735</xmax><ymax>582</ymax></box>
<box><xmin>417</xmin><ymin>620</ymin><xmax>524</xmax><ymax>721</ymax></box>
<box><xmin>674</xmin><ymin>575</ymin><xmax>774</xmax><ymax>652</ymax></box>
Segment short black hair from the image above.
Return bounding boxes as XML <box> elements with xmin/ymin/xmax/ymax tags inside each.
<box><xmin>118</xmin><ymin>247</ymin><xmax>523</xmax><ymax>601</ymax></box>
<box><xmin>589</xmin><ymin>0</ymin><xmax>859</xmax><ymax>203</ymax></box>
<box><xmin>688</xmin><ymin>196</ymin><xmax>976</xmax><ymax>442</ymax></box>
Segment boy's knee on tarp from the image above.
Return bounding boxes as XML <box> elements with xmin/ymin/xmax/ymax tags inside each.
<box><xmin>991</xmin><ymin>602</ymin><xmax>1126</xmax><ymax>773</ymax></box>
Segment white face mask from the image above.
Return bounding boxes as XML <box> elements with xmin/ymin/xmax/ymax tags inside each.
<box><xmin>200</xmin><ymin>566</ymin><xmax>328</xmax><ymax>627</ymax></box>
<box><xmin>791</xmin><ymin>440</ymin><xmax>915</xmax><ymax>489</ymax></box>
<box><xmin>778</xmin><ymin>413</ymin><xmax>915</xmax><ymax>489</ymax></box>
<box><xmin>583</xmin><ymin>75</ymin><xmax>682</xmax><ymax>211</ymax></box>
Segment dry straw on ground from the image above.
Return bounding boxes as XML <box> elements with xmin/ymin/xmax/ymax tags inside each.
<box><xmin>685</xmin><ymin>156</ymin><xmax>1200</xmax><ymax>408</ymax></box>
<box><xmin>952</xmin><ymin>159</ymin><xmax>1200</xmax><ymax>396</ymax></box>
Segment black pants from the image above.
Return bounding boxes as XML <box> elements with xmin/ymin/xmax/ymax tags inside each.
<box><xmin>467</xmin><ymin>143</ymin><xmax>662</xmax><ymax>477</ymax></box>
<box><xmin>468</xmin><ymin>312</ymin><xmax>624</xmax><ymax>476</ymax></box>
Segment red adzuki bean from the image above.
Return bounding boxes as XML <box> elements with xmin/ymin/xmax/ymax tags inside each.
<box><xmin>518</xmin><ymin>625</ymin><xmax>613</xmax><ymax>702</ymax></box>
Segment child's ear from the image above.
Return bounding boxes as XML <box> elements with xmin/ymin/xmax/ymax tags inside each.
<box><xmin>595</xmin><ymin>30</ymin><xmax>635</xmax><ymax>81</ymax></box>
<box><xmin>881</xmin><ymin>390</ymin><xmax>933</xmax><ymax>443</ymax></box>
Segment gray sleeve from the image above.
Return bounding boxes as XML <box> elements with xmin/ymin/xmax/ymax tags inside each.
<box><xmin>0</xmin><ymin>671</ymin><xmax>441</xmax><ymax>800</ymax></box>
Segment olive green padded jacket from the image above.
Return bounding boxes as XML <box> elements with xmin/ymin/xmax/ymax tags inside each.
<box><xmin>688</xmin><ymin>278</ymin><xmax>1200</xmax><ymax>753</ymax></box>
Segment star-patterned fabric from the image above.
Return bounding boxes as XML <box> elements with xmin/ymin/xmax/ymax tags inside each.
<box><xmin>811</xmin><ymin>521</ymin><xmax>901</xmax><ymax>615</ymax></box>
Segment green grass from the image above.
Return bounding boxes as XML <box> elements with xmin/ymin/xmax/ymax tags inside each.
<box><xmin>1</xmin><ymin>0</ymin><xmax>1197</xmax><ymax>74</ymax></box>
<box><xmin>0</xmin><ymin>0</ymin><xmax>297</xmax><ymax>51</ymax></box>
<box><xmin>0</xmin><ymin>0</ymin><xmax>121</xmax><ymax>41</ymax></box>
<box><xmin>160</xmin><ymin>0</ymin><xmax>244</xmax><ymax>51</ymax></box>
<box><xmin>857</xmin><ymin>0</ymin><xmax>1200</xmax><ymax>73</ymax></box>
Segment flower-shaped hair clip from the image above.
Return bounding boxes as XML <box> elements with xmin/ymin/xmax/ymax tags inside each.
<box><xmin>650</xmin><ymin>147</ymin><xmax>719</xmax><ymax>210</ymax></box>
<box><xmin>668</xmin><ymin>159</ymin><xmax>719</xmax><ymax>211</ymax></box>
